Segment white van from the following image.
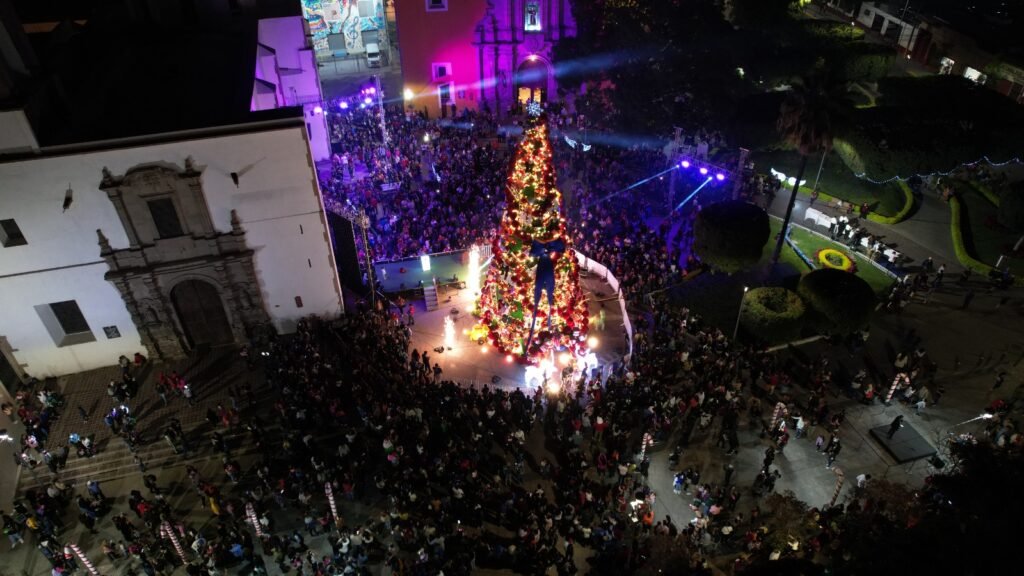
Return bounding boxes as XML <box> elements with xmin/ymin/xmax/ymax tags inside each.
<box><xmin>366</xmin><ymin>43</ymin><xmax>382</xmax><ymax>68</ymax></box>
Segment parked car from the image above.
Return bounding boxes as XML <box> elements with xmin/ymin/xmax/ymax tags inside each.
<box><xmin>365</xmin><ymin>43</ymin><xmax>382</xmax><ymax>68</ymax></box>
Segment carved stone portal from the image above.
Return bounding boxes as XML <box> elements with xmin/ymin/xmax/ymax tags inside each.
<box><xmin>98</xmin><ymin>161</ymin><xmax>270</xmax><ymax>360</ymax></box>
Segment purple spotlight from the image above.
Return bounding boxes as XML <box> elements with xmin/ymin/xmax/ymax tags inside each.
<box><xmin>312</xmin><ymin>105</ymin><xmax>323</xmax><ymax>114</ymax></box>
<box><xmin>364</xmin><ymin>97</ymin><xmax>373</xmax><ymax>105</ymax></box>
<box><xmin>339</xmin><ymin>102</ymin><xmax>349</xmax><ymax>110</ymax></box>
<box><xmin>367</xmin><ymin>87</ymin><xmax>376</xmax><ymax>95</ymax></box>
<box><xmin>680</xmin><ymin>160</ymin><xmax>690</xmax><ymax>169</ymax></box>
<box><xmin>699</xmin><ymin>167</ymin><xmax>708</xmax><ymax>175</ymax></box>
<box><xmin>715</xmin><ymin>173</ymin><xmax>726</xmax><ymax>181</ymax></box>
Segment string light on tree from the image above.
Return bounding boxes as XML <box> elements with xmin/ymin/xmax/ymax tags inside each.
<box><xmin>474</xmin><ymin>112</ymin><xmax>588</xmax><ymax>363</ymax></box>
<box><xmin>467</xmin><ymin>245</ymin><xmax>482</xmax><ymax>306</ymax></box>
<box><xmin>854</xmin><ymin>155</ymin><xmax>1023</xmax><ymax>185</ymax></box>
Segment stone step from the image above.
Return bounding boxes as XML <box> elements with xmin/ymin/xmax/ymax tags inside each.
<box><xmin>20</xmin><ymin>428</ymin><xmax>259</xmax><ymax>492</ymax></box>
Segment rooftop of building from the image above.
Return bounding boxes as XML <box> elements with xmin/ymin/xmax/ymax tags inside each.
<box><xmin>2</xmin><ymin>0</ymin><xmax>304</xmax><ymax>149</ymax></box>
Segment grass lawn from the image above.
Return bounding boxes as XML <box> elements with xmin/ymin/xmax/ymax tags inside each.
<box><xmin>954</xmin><ymin>184</ymin><xmax>1024</xmax><ymax>277</ymax></box>
<box><xmin>669</xmin><ymin>218</ymin><xmax>894</xmax><ymax>335</ymax></box>
<box><xmin>750</xmin><ymin>149</ymin><xmax>905</xmax><ymax>217</ymax></box>
<box><xmin>778</xmin><ymin>218</ymin><xmax>897</xmax><ymax>295</ymax></box>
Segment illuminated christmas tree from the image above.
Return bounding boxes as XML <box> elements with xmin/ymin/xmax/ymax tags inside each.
<box><xmin>475</xmin><ymin>110</ymin><xmax>589</xmax><ymax>362</ymax></box>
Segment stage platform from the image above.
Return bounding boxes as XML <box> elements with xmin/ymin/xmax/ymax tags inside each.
<box><xmin>405</xmin><ymin>274</ymin><xmax>628</xmax><ymax>391</ymax></box>
<box><xmin>377</xmin><ymin>252</ymin><xmax>466</xmax><ymax>293</ymax></box>
<box><xmin>869</xmin><ymin>422</ymin><xmax>937</xmax><ymax>463</ymax></box>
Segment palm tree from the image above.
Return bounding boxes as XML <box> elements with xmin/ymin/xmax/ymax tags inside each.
<box><xmin>771</xmin><ymin>75</ymin><xmax>835</xmax><ymax>264</ymax></box>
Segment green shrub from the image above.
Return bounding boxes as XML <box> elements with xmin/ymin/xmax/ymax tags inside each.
<box><xmin>996</xmin><ymin>182</ymin><xmax>1024</xmax><ymax>232</ymax></box>
<box><xmin>867</xmin><ymin>180</ymin><xmax>915</xmax><ymax>225</ymax></box>
<box><xmin>740</xmin><ymin>287</ymin><xmax>806</xmax><ymax>344</ymax></box>
<box><xmin>839</xmin><ymin>43</ymin><xmax>896</xmax><ymax>83</ymax></box>
<box><xmin>949</xmin><ymin>196</ymin><xmax>996</xmax><ymax>275</ymax></box>
<box><xmin>694</xmin><ymin>201</ymin><xmax>771</xmax><ymax>273</ymax></box>
<box><xmin>797</xmin><ymin>268</ymin><xmax>876</xmax><ymax>334</ymax></box>
<box><xmin>967</xmin><ymin>180</ymin><xmax>1001</xmax><ymax>207</ymax></box>
<box><xmin>832</xmin><ymin>137</ymin><xmax>865</xmax><ymax>175</ymax></box>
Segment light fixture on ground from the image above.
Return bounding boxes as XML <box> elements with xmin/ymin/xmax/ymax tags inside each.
<box><xmin>420</xmin><ymin>254</ymin><xmax>431</xmax><ymax>271</ymax></box>
<box><xmin>732</xmin><ymin>286</ymin><xmax>749</xmax><ymax>340</ymax></box>
<box><xmin>444</xmin><ymin>316</ymin><xmax>455</xmax><ymax>350</ymax></box>
<box><xmin>404</xmin><ymin>88</ymin><xmax>414</xmax><ymax>101</ymax></box>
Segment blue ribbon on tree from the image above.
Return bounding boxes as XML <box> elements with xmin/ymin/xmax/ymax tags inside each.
<box><xmin>524</xmin><ymin>238</ymin><xmax>565</xmax><ymax>354</ymax></box>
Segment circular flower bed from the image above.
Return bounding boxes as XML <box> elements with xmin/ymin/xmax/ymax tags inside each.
<box><xmin>815</xmin><ymin>248</ymin><xmax>856</xmax><ymax>272</ymax></box>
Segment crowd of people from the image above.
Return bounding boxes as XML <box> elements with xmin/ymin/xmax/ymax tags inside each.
<box><xmin>318</xmin><ymin>97</ymin><xmax>735</xmax><ymax>305</ymax></box>
<box><xmin>3</xmin><ymin>90</ymin><xmax>1011</xmax><ymax>576</ymax></box>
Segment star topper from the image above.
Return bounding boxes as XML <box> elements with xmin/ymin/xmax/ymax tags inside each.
<box><xmin>526</xmin><ymin>100</ymin><xmax>543</xmax><ymax>118</ymax></box>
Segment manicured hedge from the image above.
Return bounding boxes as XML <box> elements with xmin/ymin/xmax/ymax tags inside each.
<box><xmin>949</xmin><ymin>195</ymin><xmax>996</xmax><ymax>276</ymax></box>
<box><xmin>967</xmin><ymin>180</ymin><xmax>1001</xmax><ymax>207</ymax></box>
<box><xmin>797</xmin><ymin>268</ymin><xmax>876</xmax><ymax>334</ymax></box>
<box><xmin>998</xmin><ymin>184</ymin><xmax>1024</xmax><ymax>232</ymax></box>
<box><xmin>740</xmin><ymin>287</ymin><xmax>806</xmax><ymax>344</ymax></box>
<box><xmin>867</xmin><ymin>180</ymin><xmax>915</xmax><ymax>225</ymax></box>
<box><xmin>694</xmin><ymin>201</ymin><xmax>771</xmax><ymax>273</ymax></box>
<box><xmin>792</xmin><ymin>179</ymin><xmax>914</xmax><ymax>224</ymax></box>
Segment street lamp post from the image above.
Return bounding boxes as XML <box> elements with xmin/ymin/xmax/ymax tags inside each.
<box><xmin>355</xmin><ymin>209</ymin><xmax>377</xmax><ymax>310</ymax></box>
<box><xmin>374</xmin><ymin>75</ymin><xmax>389</xmax><ymax>145</ymax></box>
<box><xmin>732</xmin><ymin>286</ymin><xmax>749</xmax><ymax>341</ymax></box>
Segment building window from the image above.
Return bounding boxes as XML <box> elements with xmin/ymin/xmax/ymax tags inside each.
<box><xmin>148</xmin><ymin>198</ymin><xmax>185</xmax><ymax>238</ymax></box>
<box><xmin>432</xmin><ymin>63</ymin><xmax>452</xmax><ymax>81</ymax></box>
<box><xmin>35</xmin><ymin>300</ymin><xmax>96</xmax><ymax>347</ymax></box>
<box><xmin>438</xmin><ymin>83</ymin><xmax>453</xmax><ymax>105</ymax></box>
<box><xmin>0</xmin><ymin>219</ymin><xmax>27</xmax><ymax>247</ymax></box>
<box><xmin>525</xmin><ymin>2</ymin><xmax>542</xmax><ymax>32</ymax></box>
<box><xmin>425</xmin><ymin>0</ymin><xmax>447</xmax><ymax>12</ymax></box>
<box><xmin>103</xmin><ymin>326</ymin><xmax>122</xmax><ymax>339</ymax></box>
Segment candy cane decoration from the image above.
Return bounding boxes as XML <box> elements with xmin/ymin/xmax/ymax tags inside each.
<box><xmin>640</xmin><ymin>432</ymin><xmax>654</xmax><ymax>460</ymax></box>
<box><xmin>829</xmin><ymin>467</ymin><xmax>845</xmax><ymax>508</ymax></box>
<box><xmin>67</xmin><ymin>543</ymin><xmax>99</xmax><ymax>576</ymax></box>
<box><xmin>885</xmin><ymin>373</ymin><xmax>909</xmax><ymax>404</ymax></box>
<box><xmin>325</xmin><ymin>482</ymin><xmax>340</xmax><ymax>527</ymax></box>
<box><xmin>246</xmin><ymin>501</ymin><xmax>264</xmax><ymax>538</ymax></box>
<box><xmin>769</xmin><ymin>402</ymin><xmax>787</xmax><ymax>434</ymax></box>
<box><xmin>161</xmin><ymin>520</ymin><xmax>188</xmax><ymax>564</ymax></box>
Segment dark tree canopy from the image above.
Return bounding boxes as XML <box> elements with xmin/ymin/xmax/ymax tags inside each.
<box><xmin>797</xmin><ymin>268</ymin><xmax>875</xmax><ymax>333</ymax></box>
<box><xmin>693</xmin><ymin>200</ymin><xmax>770</xmax><ymax>273</ymax></box>
<box><xmin>999</xmin><ymin>183</ymin><xmax>1024</xmax><ymax>232</ymax></box>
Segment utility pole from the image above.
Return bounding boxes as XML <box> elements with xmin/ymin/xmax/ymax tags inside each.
<box><xmin>812</xmin><ymin>149</ymin><xmax>827</xmax><ymax>192</ymax></box>
<box><xmin>374</xmin><ymin>75</ymin><xmax>389</xmax><ymax>145</ymax></box>
<box><xmin>732</xmin><ymin>147</ymin><xmax>749</xmax><ymax>200</ymax></box>
<box><xmin>356</xmin><ymin>209</ymin><xmax>377</xmax><ymax>310</ymax></box>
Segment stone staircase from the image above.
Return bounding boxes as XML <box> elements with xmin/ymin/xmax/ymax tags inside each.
<box><xmin>19</xmin><ymin>426</ymin><xmax>259</xmax><ymax>493</ymax></box>
<box><xmin>423</xmin><ymin>281</ymin><xmax>440</xmax><ymax>311</ymax></box>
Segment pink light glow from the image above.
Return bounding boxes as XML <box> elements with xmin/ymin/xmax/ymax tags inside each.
<box><xmin>699</xmin><ymin>167</ymin><xmax>709</xmax><ymax>175</ymax></box>
<box><xmin>680</xmin><ymin>160</ymin><xmax>690</xmax><ymax>168</ymax></box>
<box><xmin>339</xmin><ymin>102</ymin><xmax>348</xmax><ymax>109</ymax></box>
<box><xmin>313</xmin><ymin>105</ymin><xmax>323</xmax><ymax>114</ymax></box>
<box><xmin>364</xmin><ymin>97</ymin><xmax>373</xmax><ymax>104</ymax></box>
<box><xmin>528</xmin><ymin>54</ymin><xmax>538</xmax><ymax>62</ymax></box>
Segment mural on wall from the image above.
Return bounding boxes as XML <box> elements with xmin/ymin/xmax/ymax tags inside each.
<box><xmin>302</xmin><ymin>0</ymin><xmax>385</xmax><ymax>55</ymax></box>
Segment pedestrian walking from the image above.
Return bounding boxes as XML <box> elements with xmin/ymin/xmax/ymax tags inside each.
<box><xmin>77</xmin><ymin>405</ymin><xmax>88</xmax><ymax>422</ymax></box>
<box><xmin>961</xmin><ymin>289</ymin><xmax>975</xmax><ymax>310</ymax></box>
<box><xmin>826</xmin><ymin>439</ymin><xmax>841</xmax><ymax>469</ymax></box>
<box><xmin>723</xmin><ymin>463</ymin><xmax>735</xmax><ymax>486</ymax></box>
<box><xmin>993</xmin><ymin>371</ymin><xmax>1007</xmax><ymax>390</ymax></box>
<box><xmin>183</xmin><ymin>383</ymin><xmax>195</xmax><ymax>406</ymax></box>
<box><xmin>815</xmin><ymin>435</ymin><xmax>824</xmax><ymax>452</ymax></box>
<box><xmin>887</xmin><ymin>415</ymin><xmax>904</xmax><ymax>439</ymax></box>
<box><xmin>87</xmin><ymin>480</ymin><xmax>105</xmax><ymax>501</ymax></box>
